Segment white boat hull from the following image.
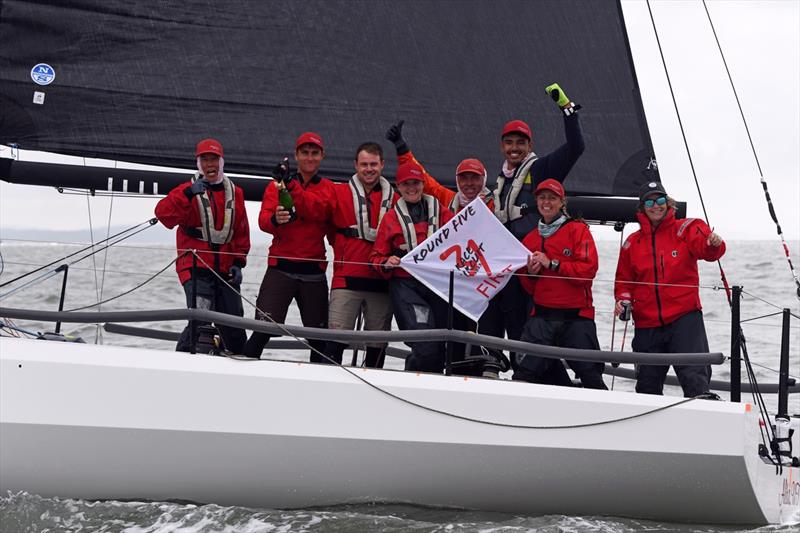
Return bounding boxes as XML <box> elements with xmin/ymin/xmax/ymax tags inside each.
<box><xmin>1</xmin><ymin>337</ymin><xmax>798</xmax><ymax>525</ymax></box>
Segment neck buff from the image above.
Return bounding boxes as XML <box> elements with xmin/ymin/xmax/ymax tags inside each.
<box><xmin>455</xmin><ymin>172</ymin><xmax>488</xmax><ymax>207</ymax></box>
<box><xmin>501</xmin><ymin>150</ymin><xmax>538</xmax><ymax>179</ymax></box>
<box><xmin>196</xmin><ymin>156</ymin><xmax>226</xmax><ymax>185</ymax></box>
<box><xmin>538</xmin><ymin>213</ymin><xmax>567</xmax><ymax>238</ymax></box>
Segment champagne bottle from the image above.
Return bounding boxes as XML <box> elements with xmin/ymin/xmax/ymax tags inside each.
<box><xmin>273</xmin><ymin>157</ymin><xmax>296</xmax><ymax>221</ymax></box>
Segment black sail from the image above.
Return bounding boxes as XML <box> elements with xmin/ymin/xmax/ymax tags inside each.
<box><xmin>0</xmin><ymin>0</ymin><xmax>657</xmax><ymax>198</ymax></box>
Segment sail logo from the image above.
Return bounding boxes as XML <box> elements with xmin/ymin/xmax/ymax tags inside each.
<box><xmin>440</xmin><ymin>239</ymin><xmax>491</xmax><ymax>278</ymax></box>
<box><xmin>31</xmin><ymin>63</ymin><xmax>55</xmax><ymax>85</ymax></box>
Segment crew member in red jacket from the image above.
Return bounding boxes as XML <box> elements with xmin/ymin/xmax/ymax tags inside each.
<box><xmin>370</xmin><ymin>162</ymin><xmax>454</xmax><ymax>373</ymax></box>
<box><xmin>517</xmin><ymin>179</ymin><xmax>606</xmax><ymax>389</ymax></box>
<box><xmin>242</xmin><ymin>132</ymin><xmax>336</xmax><ymax>361</ymax></box>
<box><xmin>385</xmin><ymin>121</ymin><xmax>504</xmax><ymax>375</ymax></box>
<box><xmin>155</xmin><ymin>138</ymin><xmax>250</xmax><ymax>354</ymax></box>
<box><xmin>323</xmin><ymin>142</ymin><xmax>398</xmax><ymax>368</ymax></box>
<box><xmin>615</xmin><ymin>181</ymin><xmax>725</xmax><ymax>398</ymax></box>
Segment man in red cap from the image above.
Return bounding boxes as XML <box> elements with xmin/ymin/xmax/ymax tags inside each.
<box><xmin>242</xmin><ymin>131</ymin><xmax>337</xmax><ymax>361</ymax></box>
<box><xmin>155</xmin><ymin>138</ymin><xmax>250</xmax><ymax>354</ymax></box>
<box><xmin>322</xmin><ymin>141</ymin><xmax>399</xmax><ymax>368</ymax></box>
<box><xmin>370</xmin><ymin>161</ymin><xmax>454</xmax><ymax>373</ymax></box>
<box><xmin>482</xmin><ymin>85</ymin><xmax>586</xmax><ymax>372</ymax></box>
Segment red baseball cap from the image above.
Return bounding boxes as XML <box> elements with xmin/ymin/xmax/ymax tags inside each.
<box><xmin>534</xmin><ymin>178</ymin><xmax>565</xmax><ymax>198</ymax></box>
<box><xmin>455</xmin><ymin>158</ymin><xmax>486</xmax><ymax>177</ymax></box>
<box><xmin>395</xmin><ymin>161</ymin><xmax>425</xmax><ymax>184</ymax></box>
<box><xmin>501</xmin><ymin>119</ymin><xmax>532</xmax><ymax>141</ymax></box>
<box><xmin>295</xmin><ymin>131</ymin><xmax>324</xmax><ymax>151</ymax></box>
<box><xmin>195</xmin><ymin>138</ymin><xmax>223</xmax><ymax>157</ymax></box>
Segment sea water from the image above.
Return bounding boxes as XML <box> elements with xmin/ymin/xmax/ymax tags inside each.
<box><xmin>1</xmin><ymin>240</ymin><xmax>798</xmax><ymax>532</ymax></box>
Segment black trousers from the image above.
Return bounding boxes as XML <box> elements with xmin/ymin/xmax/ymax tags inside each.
<box><xmin>242</xmin><ymin>268</ymin><xmax>328</xmax><ymax>360</ymax></box>
<box><xmin>514</xmin><ymin>314</ymin><xmax>607</xmax><ymax>390</ymax></box>
<box><xmin>632</xmin><ymin>310</ymin><xmax>711</xmax><ymax>397</ymax></box>
<box><xmin>176</xmin><ymin>269</ymin><xmax>246</xmax><ymax>354</ymax></box>
<box><xmin>390</xmin><ymin>277</ymin><xmax>449</xmax><ymax>373</ymax></box>
<box><xmin>478</xmin><ymin>275</ymin><xmax>528</xmax><ymax>368</ymax></box>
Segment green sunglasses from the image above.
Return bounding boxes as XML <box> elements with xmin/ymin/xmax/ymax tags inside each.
<box><xmin>643</xmin><ymin>196</ymin><xmax>667</xmax><ymax>208</ymax></box>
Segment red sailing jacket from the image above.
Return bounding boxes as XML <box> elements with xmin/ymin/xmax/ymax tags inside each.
<box><xmin>615</xmin><ymin>209</ymin><xmax>726</xmax><ymax>328</ymax></box>
<box><xmin>369</xmin><ymin>202</ymin><xmax>454</xmax><ymax>279</ymax></box>
<box><xmin>259</xmin><ymin>174</ymin><xmax>336</xmax><ymax>271</ymax></box>
<box><xmin>155</xmin><ymin>180</ymin><xmax>250</xmax><ymax>285</ymax></box>
<box><xmin>330</xmin><ymin>182</ymin><xmax>399</xmax><ymax>290</ymax></box>
<box><xmin>398</xmin><ymin>151</ymin><xmax>495</xmax><ymax>213</ymax></box>
<box><xmin>519</xmin><ymin>219</ymin><xmax>598</xmax><ymax>319</ymax></box>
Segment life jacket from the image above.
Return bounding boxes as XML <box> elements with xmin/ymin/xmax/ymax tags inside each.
<box><xmin>345</xmin><ymin>174</ymin><xmax>393</xmax><ymax>242</ymax></box>
<box><xmin>393</xmin><ymin>194</ymin><xmax>440</xmax><ymax>251</ymax></box>
<box><xmin>192</xmin><ymin>173</ymin><xmax>235</xmax><ymax>245</ymax></box>
<box><xmin>493</xmin><ymin>152</ymin><xmax>538</xmax><ymax>224</ymax></box>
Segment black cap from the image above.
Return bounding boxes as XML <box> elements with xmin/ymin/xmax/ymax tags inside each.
<box><xmin>638</xmin><ymin>181</ymin><xmax>668</xmax><ymax>202</ymax></box>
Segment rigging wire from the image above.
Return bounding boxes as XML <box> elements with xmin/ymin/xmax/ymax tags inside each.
<box><xmin>65</xmin><ymin>257</ymin><xmax>177</xmax><ymax>312</ymax></box>
<box><xmin>644</xmin><ymin>0</ymin><xmax>778</xmax><ymax>457</ymax></box>
<box><xmin>0</xmin><ymin>219</ymin><xmax>157</xmax><ymax>289</ymax></box>
<box><xmin>644</xmin><ymin>0</ymin><xmax>734</xmax><ymax>305</ymax></box>
<box><xmin>84</xmin><ymin>192</ymin><xmax>102</xmax><ymax>343</ymax></box>
<box><xmin>94</xmin><ymin>191</ymin><xmax>116</xmax><ymax>344</ymax></box>
<box><xmin>0</xmin><ymin>268</ymin><xmax>62</xmax><ymax>300</ymax></box>
<box><xmin>701</xmin><ymin>0</ymin><xmax>800</xmax><ymax>302</ymax></box>
<box><xmin>85</xmin><ymin>192</ymin><xmax>101</xmax><ymax>305</ymax></box>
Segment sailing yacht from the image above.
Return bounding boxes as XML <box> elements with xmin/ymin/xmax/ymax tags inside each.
<box><xmin>1</xmin><ymin>0</ymin><xmax>798</xmax><ymax>525</ymax></box>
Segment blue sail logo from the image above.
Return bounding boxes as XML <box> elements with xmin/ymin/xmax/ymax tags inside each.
<box><xmin>30</xmin><ymin>63</ymin><xmax>55</xmax><ymax>85</ymax></box>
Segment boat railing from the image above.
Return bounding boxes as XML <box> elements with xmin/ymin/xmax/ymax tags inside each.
<box><xmin>0</xmin><ymin>305</ymin><xmax>724</xmax><ymax>367</ymax></box>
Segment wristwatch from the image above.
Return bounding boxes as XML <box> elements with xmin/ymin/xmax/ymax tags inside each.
<box><xmin>549</xmin><ymin>259</ymin><xmax>560</xmax><ymax>271</ymax></box>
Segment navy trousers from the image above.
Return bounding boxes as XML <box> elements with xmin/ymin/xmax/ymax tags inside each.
<box><xmin>514</xmin><ymin>314</ymin><xmax>607</xmax><ymax>390</ymax></box>
<box><xmin>478</xmin><ymin>275</ymin><xmax>529</xmax><ymax>368</ymax></box>
<box><xmin>632</xmin><ymin>310</ymin><xmax>712</xmax><ymax>397</ymax></box>
<box><xmin>176</xmin><ymin>269</ymin><xmax>246</xmax><ymax>354</ymax></box>
<box><xmin>390</xmin><ymin>277</ymin><xmax>448</xmax><ymax>373</ymax></box>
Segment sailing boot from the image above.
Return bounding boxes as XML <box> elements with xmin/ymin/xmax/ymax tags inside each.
<box><xmin>242</xmin><ymin>331</ymin><xmax>270</xmax><ymax>358</ymax></box>
<box><xmin>364</xmin><ymin>346</ymin><xmax>386</xmax><ymax>368</ymax></box>
<box><xmin>320</xmin><ymin>341</ymin><xmax>346</xmax><ymax>365</ymax></box>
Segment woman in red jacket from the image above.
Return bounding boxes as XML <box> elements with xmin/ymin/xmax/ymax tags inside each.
<box><xmin>615</xmin><ymin>181</ymin><xmax>725</xmax><ymax>398</ymax></box>
<box><xmin>370</xmin><ymin>161</ymin><xmax>454</xmax><ymax>373</ymax></box>
<box><xmin>516</xmin><ymin>179</ymin><xmax>606</xmax><ymax>389</ymax></box>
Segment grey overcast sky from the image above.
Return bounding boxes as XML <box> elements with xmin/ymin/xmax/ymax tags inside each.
<box><xmin>1</xmin><ymin>0</ymin><xmax>798</xmax><ymax>242</ymax></box>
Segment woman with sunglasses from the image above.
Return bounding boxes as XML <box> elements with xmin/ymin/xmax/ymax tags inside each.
<box><xmin>614</xmin><ymin>181</ymin><xmax>725</xmax><ymax>398</ymax></box>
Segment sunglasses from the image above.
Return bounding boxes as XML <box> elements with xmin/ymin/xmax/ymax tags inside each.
<box><xmin>643</xmin><ymin>196</ymin><xmax>667</xmax><ymax>208</ymax></box>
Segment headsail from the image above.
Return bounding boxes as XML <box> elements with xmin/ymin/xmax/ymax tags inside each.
<box><xmin>0</xmin><ymin>0</ymin><xmax>657</xmax><ymax>196</ymax></box>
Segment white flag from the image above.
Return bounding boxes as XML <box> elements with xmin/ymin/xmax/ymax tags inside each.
<box><xmin>400</xmin><ymin>198</ymin><xmax>531</xmax><ymax>322</ymax></box>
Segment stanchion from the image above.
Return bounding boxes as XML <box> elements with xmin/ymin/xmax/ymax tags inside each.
<box><xmin>730</xmin><ymin>286</ymin><xmax>742</xmax><ymax>402</ymax></box>
<box><xmin>190</xmin><ymin>252</ymin><xmax>198</xmax><ymax>355</ymax></box>
<box><xmin>445</xmin><ymin>270</ymin><xmax>454</xmax><ymax>376</ymax></box>
<box><xmin>54</xmin><ymin>264</ymin><xmax>69</xmax><ymax>334</ymax></box>
<box><xmin>777</xmin><ymin>308</ymin><xmax>791</xmax><ymax>419</ymax></box>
